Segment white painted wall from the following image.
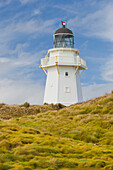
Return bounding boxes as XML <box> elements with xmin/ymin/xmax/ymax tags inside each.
<box><xmin>43</xmin><ymin>66</ymin><xmax>58</xmax><ymax>104</ymax></box>
<box><xmin>58</xmin><ymin>66</ymin><xmax>83</xmax><ymax>105</ymax></box>
<box><xmin>42</xmin><ymin>48</ymin><xmax>86</xmax><ymax>106</ymax></box>
<box><xmin>43</xmin><ymin>65</ymin><xmax>83</xmax><ymax>106</ymax></box>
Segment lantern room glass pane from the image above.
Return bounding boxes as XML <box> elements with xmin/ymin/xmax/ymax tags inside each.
<box><xmin>54</xmin><ymin>34</ymin><xmax>74</xmax><ymax>48</ymax></box>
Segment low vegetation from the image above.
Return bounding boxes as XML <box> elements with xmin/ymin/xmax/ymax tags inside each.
<box><xmin>0</xmin><ymin>92</ymin><xmax>113</xmax><ymax>169</ymax></box>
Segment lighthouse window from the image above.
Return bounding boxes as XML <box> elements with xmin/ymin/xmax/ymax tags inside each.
<box><xmin>65</xmin><ymin>72</ymin><xmax>68</xmax><ymax>76</ymax></box>
<box><xmin>65</xmin><ymin>87</ymin><xmax>71</xmax><ymax>93</ymax></box>
<box><xmin>54</xmin><ymin>34</ymin><xmax>74</xmax><ymax>48</ymax></box>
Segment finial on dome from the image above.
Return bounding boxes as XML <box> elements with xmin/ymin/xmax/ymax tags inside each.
<box><xmin>61</xmin><ymin>21</ymin><xmax>66</xmax><ymax>28</ymax></box>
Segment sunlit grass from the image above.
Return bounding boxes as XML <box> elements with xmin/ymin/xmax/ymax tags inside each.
<box><xmin>0</xmin><ymin>92</ymin><xmax>113</xmax><ymax>169</ymax></box>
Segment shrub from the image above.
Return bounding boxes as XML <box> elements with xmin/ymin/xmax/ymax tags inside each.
<box><xmin>49</xmin><ymin>159</ymin><xmax>78</xmax><ymax>168</ymax></box>
<box><xmin>44</xmin><ymin>103</ymin><xmax>48</xmax><ymax>105</ymax></box>
<box><xmin>91</xmin><ymin>106</ymin><xmax>102</xmax><ymax>114</ymax></box>
<box><xmin>85</xmin><ymin>135</ymin><xmax>98</xmax><ymax>143</ymax></box>
<box><xmin>0</xmin><ymin>163</ymin><xmax>12</xmax><ymax>170</ymax></box>
<box><xmin>109</xmin><ymin>110</ymin><xmax>113</xmax><ymax>114</ymax></box>
<box><xmin>109</xmin><ymin>119</ymin><xmax>113</xmax><ymax>124</ymax></box>
<box><xmin>99</xmin><ymin>98</ymin><xmax>113</xmax><ymax>104</ymax></box>
<box><xmin>58</xmin><ymin>110</ymin><xmax>69</xmax><ymax>115</ymax></box>
<box><xmin>22</xmin><ymin>102</ymin><xmax>30</xmax><ymax>108</ymax></box>
<box><xmin>0</xmin><ymin>103</ymin><xmax>6</xmax><ymax>108</ymax></box>
<box><xmin>79</xmin><ymin>107</ymin><xmax>94</xmax><ymax>114</ymax></box>
<box><xmin>96</xmin><ymin>161</ymin><xmax>106</xmax><ymax>168</ymax></box>
<box><xmin>46</xmin><ymin>168</ymin><xmax>56</xmax><ymax>170</ymax></box>
<box><xmin>102</xmin><ymin>109</ymin><xmax>109</xmax><ymax>114</ymax></box>
<box><xmin>24</xmin><ymin>166</ymin><xmax>32</xmax><ymax>170</ymax></box>
<box><xmin>104</xmin><ymin>164</ymin><xmax>113</xmax><ymax>170</ymax></box>
<box><xmin>29</xmin><ymin>116</ymin><xmax>35</xmax><ymax>119</ymax></box>
<box><xmin>35</xmin><ymin>108</ymin><xmax>40</xmax><ymax>113</ymax></box>
<box><xmin>13</xmin><ymin>164</ymin><xmax>24</xmax><ymax>170</ymax></box>
<box><xmin>29</xmin><ymin>159</ymin><xmax>50</xmax><ymax>169</ymax></box>
<box><xmin>55</xmin><ymin>103</ymin><xmax>65</xmax><ymax>110</ymax></box>
<box><xmin>68</xmin><ymin>116</ymin><xmax>73</xmax><ymax>120</ymax></box>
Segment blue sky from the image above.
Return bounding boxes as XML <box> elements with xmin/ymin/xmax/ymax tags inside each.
<box><xmin>0</xmin><ymin>0</ymin><xmax>113</xmax><ymax>104</ymax></box>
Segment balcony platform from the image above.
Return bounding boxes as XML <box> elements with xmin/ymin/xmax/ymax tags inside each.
<box><xmin>41</xmin><ymin>55</ymin><xmax>87</xmax><ymax>70</ymax></box>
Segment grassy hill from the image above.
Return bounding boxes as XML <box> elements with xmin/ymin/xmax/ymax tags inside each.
<box><xmin>0</xmin><ymin>92</ymin><xmax>113</xmax><ymax>170</ymax></box>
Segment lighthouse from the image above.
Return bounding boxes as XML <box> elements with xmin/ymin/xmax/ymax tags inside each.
<box><xmin>40</xmin><ymin>22</ymin><xmax>87</xmax><ymax>106</ymax></box>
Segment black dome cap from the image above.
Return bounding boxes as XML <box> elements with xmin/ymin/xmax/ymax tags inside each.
<box><xmin>55</xmin><ymin>27</ymin><xmax>73</xmax><ymax>35</ymax></box>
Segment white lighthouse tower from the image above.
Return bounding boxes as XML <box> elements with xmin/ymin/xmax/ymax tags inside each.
<box><xmin>40</xmin><ymin>22</ymin><xmax>87</xmax><ymax>106</ymax></box>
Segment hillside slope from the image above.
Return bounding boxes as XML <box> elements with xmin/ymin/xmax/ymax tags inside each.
<box><xmin>0</xmin><ymin>92</ymin><xmax>113</xmax><ymax>169</ymax></box>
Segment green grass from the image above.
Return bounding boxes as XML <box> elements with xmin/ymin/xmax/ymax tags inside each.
<box><xmin>0</xmin><ymin>92</ymin><xmax>113</xmax><ymax>169</ymax></box>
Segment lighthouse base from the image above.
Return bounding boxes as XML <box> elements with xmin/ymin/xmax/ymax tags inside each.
<box><xmin>43</xmin><ymin>66</ymin><xmax>83</xmax><ymax>106</ymax></box>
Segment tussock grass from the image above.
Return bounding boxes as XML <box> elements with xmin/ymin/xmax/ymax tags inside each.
<box><xmin>0</xmin><ymin>92</ymin><xmax>113</xmax><ymax>169</ymax></box>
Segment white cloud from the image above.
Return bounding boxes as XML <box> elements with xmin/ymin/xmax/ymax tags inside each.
<box><xmin>0</xmin><ymin>80</ymin><xmax>112</xmax><ymax>105</ymax></box>
<box><xmin>0</xmin><ymin>7</ymin><xmax>56</xmax><ymax>105</ymax></box>
<box><xmin>0</xmin><ymin>79</ymin><xmax>44</xmax><ymax>104</ymax></box>
<box><xmin>0</xmin><ymin>15</ymin><xmax>54</xmax><ymax>105</ymax></box>
<box><xmin>19</xmin><ymin>0</ymin><xmax>36</xmax><ymax>4</ymax></box>
<box><xmin>32</xmin><ymin>9</ymin><xmax>41</xmax><ymax>16</ymax></box>
<box><xmin>0</xmin><ymin>0</ymin><xmax>11</xmax><ymax>7</ymax></box>
<box><xmin>0</xmin><ymin>43</ymin><xmax>46</xmax><ymax>80</ymax></box>
<box><xmin>53</xmin><ymin>1</ymin><xmax>113</xmax><ymax>42</ymax></box>
<box><xmin>0</xmin><ymin>17</ymin><xmax>56</xmax><ymax>82</ymax></box>
<box><xmin>101</xmin><ymin>55</ymin><xmax>113</xmax><ymax>82</ymax></box>
<box><xmin>54</xmin><ymin>4</ymin><xmax>78</xmax><ymax>15</ymax></box>
<box><xmin>0</xmin><ymin>18</ymin><xmax>56</xmax><ymax>45</ymax></box>
<box><xmin>0</xmin><ymin>16</ymin><xmax>56</xmax><ymax>73</ymax></box>
<box><xmin>15</xmin><ymin>19</ymin><xmax>54</xmax><ymax>34</ymax></box>
<box><xmin>15</xmin><ymin>20</ymin><xmax>38</xmax><ymax>34</ymax></box>
<box><xmin>82</xmin><ymin>83</ymin><xmax>113</xmax><ymax>101</ymax></box>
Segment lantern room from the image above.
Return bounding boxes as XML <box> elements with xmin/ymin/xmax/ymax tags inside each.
<box><xmin>54</xmin><ymin>21</ymin><xmax>74</xmax><ymax>48</ymax></box>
